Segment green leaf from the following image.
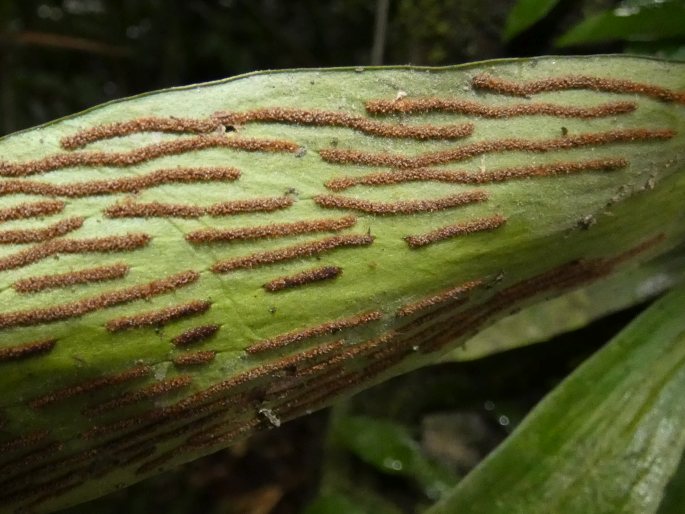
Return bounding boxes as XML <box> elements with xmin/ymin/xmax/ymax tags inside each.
<box><xmin>657</xmin><ymin>448</ymin><xmax>685</xmax><ymax>514</ymax></box>
<box><xmin>502</xmin><ymin>0</ymin><xmax>561</xmax><ymax>41</ymax></box>
<box><xmin>451</xmin><ymin>242</ymin><xmax>685</xmax><ymax>361</ymax></box>
<box><xmin>333</xmin><ymin>415</ymin><xmax>458</xmax><ymax>500</ymax></box>
<box><xmin>0</xmin><ymin>55</ymin><xmax>683</xmax><ymax>512</ymax></box>
<box><xmin>556</xmin><ymin>1</ymin><xmax>685</xmax><ymax>47</ymax></box>
<box><xmin>303</xmin><ymin>493</ymin><xmax>376</xmax><ymax>514</ymax></box>
<box><xmin>427</xmin><ymin>282</ymin><xmax>685</xmax><ymax>514</ymax></box>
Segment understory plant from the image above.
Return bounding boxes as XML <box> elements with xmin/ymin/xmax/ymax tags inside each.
<box><xmin>0</xmin><ymin>54</ymin><xmax>683</xmax><ymax>513</ymax></box>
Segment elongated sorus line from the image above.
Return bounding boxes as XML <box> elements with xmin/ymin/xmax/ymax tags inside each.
<box><xmin>0</xmin><ymin>135</ymin><xmax>298</xmax><ymax>177</ymax></box>
<box><xmin>0</xmin><ymin>217</ymin><xmax>84</xmax><ymax>245</ymax></box>
<box><xmin>104</xmin><ymin>195</ymin><xmax>294</xmax><ymax>218</ymax></box>
<box><xmin>396</xmin><ymin>279</ymin><xmax>484</xmax><ymax>317</ymax></box>
<box><xmin>0</xmin><ymin>469</ymin><xmax>82</xmax><ymax>506</ymax></box>
<box><xmin>245</xmin><ymin>310</ymin><xmax>383</xmax><ymax>354</ymax></box>
<box><xmin>61</xmin><ymin>117</ymin><xmax>222</xmax><ymax>150</ymax></box>
<box><xmin>413</xmin><ymin>235</ymin><xmax>667</xmax><ymax>354</ymax></box>
<box><xmin>314</xmin><ymin>191</ymin><xmax>488</xmax><ymax>214</ymax></box>
<box><xmin>471</xmin><ymin>72</ymin><xmax>685</xmax><ymax>104</ymax></box>
<box><xmin>211</xmin><ymin>234</ymin><xmax>374</xmax><ymax>273</ymax></box>
<box><xmin>0</xmin><ymin>200</ymin><xmax>64</xmax><ymax>222</ymax></box>
<box><xmin>13</xmin><ymin>263</ymin><xmax>130</xmax><ymax>294</ymax></box>
<box><xmin>365</xmin><ymin>97</ymin><xmax>637</xmax><ymax>118</ymax></box>
<box><xmin>0</xmin><ymin>448</ymin><xmax>95</xmax><ymax>496</ymax></box>
<box><xmin>112</xmin><ymin>412</ymin><xmax>225</xmax><ymax>471</ymax></box>
<box><xmin>0</xmin><ymin>270</ymin><xmax>199</xmax><ymax>329</ymax></box>
<box><xmin>0</xmin><ymin>233</ymin><xmax>150</xmax><ymax>272</ymax></box>
<box><xmin>0</xmin><ymin>441</ymin><xmax>63</xmax><ymax>479</ymax></box>
<box><xmin>80</xmin><ymin>385</ymin><xmax>251</xmax><ymax>440</ymax></box>
<box><xmin>404</xmin><ymin>214</ymin><xmax>507</xmax><ymax>248</ymax></box>
<box><xmin>117</xmin><ymin>391</ymin><xmax>253</xmax><ymax>445</ymax></box>
<box><xmin>186</xmin><ymin>215</ymin><xmax>357</xmax><ymax>243</ymax></box>
<box><xmin>182</xmin><ymin>416</ymin><xmax>266</xmax><ymax>451</ymax></box>
<box><xmin>324</xmin><ymin>157</ymin><xmax>629</xmax><ymax>190</ymax></box>
<box><xmin>0</xmin><ymin>430</ymin><xmax>50</xmax><ymax>455</ymax></box>
<box><xmin>105</xmin><ymin>299</ymin><xmax>211</xmax><ymax>332</ymax></box>
<box><xmin>188</xmin><ymin>339</ymin><xmax>348</xmax><ymax>405</ymax></box>
<box><xmin>215</xmin><ymin>107</ymin><xmax>475</xmax><ymax>140</ymax></box>
<box><xmin>181</xmin><ymin>417</ymin><xmax>264</xmax><ymax>451</ymax></box>
<box><xmin>171</xmin><ymin>324</ymin><xmax>220</xmax><ymax>347</ymax></box>
<box><xmin>0</xmin><ymin>339</ymin><xmax>57</xmax><ymax>362</ymax></box>
<box><xmin>0</xmin><ymin>167</ymin><xmax>241</xmax><ymax>198</ymax></box>
<box><xmin>173</xmin><ymin>350</ymin><xmax>217</xmax><ymax>367</ymax></box>
<box><xmin>263</xmin><ymin>265</ymin><xmax>343</xmax><ymax>292</ymax></box>
<box><xmin>205</xmin><ymin>196</ymin><xmax>295</xmax><ymax>215</ymax></box>
<box><xmin>29</xmin><ymin>365</ymin><xmax>152</xmax><ymax>409</ymax></box>
<box><xmin>319</xmin><ymin>128</ymin><xmax>675</xmax><ymax>168</ymax></box>
<box><xmin>82</xmin><ymin>376</ymin><xmax>193</xmax><ymax>417</ymax></box>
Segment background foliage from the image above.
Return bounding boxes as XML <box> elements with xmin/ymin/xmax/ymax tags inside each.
<box><xmin>1</xmin><ymin>1</ymin><xmax>684</xmax><ymax>513</ymax></box>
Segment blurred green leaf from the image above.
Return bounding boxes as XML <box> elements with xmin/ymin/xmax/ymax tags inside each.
<box><xmin>334</xmin><ymin>416</ymin><xmax>459</xmax><ymax>501</ymax></box>
<box><xmin>556</xmin><ymin>1</ymin><xmax>685</xmax><ymax>47</ymax></box>
<box><xmin>502</xmin><ymin>0</ymin><xmax>561</xmax><ymax>41</ymax></box>
<box><xmin>303</xmin><ymin>492</ymin><xmax>375</xmax><ymax>514</ymax></box>
<box><xmin>657</xmin><ymin>449</ymin><xmax>685</xmax><ymax>514</ymax></box>
<box><xmin>625</xmin><ymin>41</ymin><xmax>685</xmax><ymax>60</ymax></box>
<box><xmin>450</xmin><ymin>243</ymin><xmax>685</xmax><ymax>361</ymax></box>
<box><xmin>427</xmin><ymin>283</ymin><xmax>685</xmax><ymax>514</ymax></box>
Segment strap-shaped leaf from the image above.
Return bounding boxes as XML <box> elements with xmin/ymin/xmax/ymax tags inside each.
<box><xmin>0</xmin><ymin>55</ymin><xmax>683</xmax><ymax>512</ymax></box>
<box><xmin>426</xmin><ymin>281</ymin><xmax>685</xmax><ymax>514</ymax></box>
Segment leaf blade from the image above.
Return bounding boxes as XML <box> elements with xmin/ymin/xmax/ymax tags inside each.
<box><xmin>0</xmin><ymin>55</ymin><xmax>683</xmax><ymax>512</ymax></box>
<box><xmin>556</xmin><ymin>2</ymin><xmax>685</xmax><ymax>47</ymax></box>
<box><xmin>503</xmin><ymin>0</ymin><xmax>562</xmax><ymax>41</ymax></box>
<box><xmin>427</xmin><ymin>283</ymin><xmax>685</xmax><ymax>514</ymax></box>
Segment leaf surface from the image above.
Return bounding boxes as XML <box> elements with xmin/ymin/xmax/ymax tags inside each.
<box><xmin>0</xmin><ymin>55</ymin><xmax>683</xmax><ymax>512</ymax></box>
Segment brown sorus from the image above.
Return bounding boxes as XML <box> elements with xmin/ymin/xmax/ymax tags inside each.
<box><xmin>0</xmin><ymin>167</ymin><xmax>240</xmax><ymax>197</ymax></box>
<box><xmin>0</xmin><ymin>339</ymin><xmax>56</xmax><ymax>363</ymax></box>
<box><xmin>0</xmin><ymin>270</ymin><xmax>199</xmax><ymax>330</ymax></box>
<box><xmin>404</xmin><ymin>214</ymin><xmax>507</xmax><ymax>248</ymax></box>
<box><xmin>324</xmin><ymin>157</ymin><xmax>629</xmax><ymax>191</ymax></box>
<box><xmin>0</xmin><ymin>233</ymin><xmax>150</xmax><ymax>272</ymax></box>
<box><xmin>215</xmin><ymin>107</ymin><xmax>474</xmax><ymax>140</ymax></box>
<box><xmin>0</xmin><ymin>200</ymin><xmax>64</xmax><ymax>222</ymax></box>
<box><xmin>182</xmin><ymin>417</ymin><xmax>263</xmax><ymax>450</ymax></box>
<box><xmin>0</xmin><ymin>441</ymin><xmax>63</xmax><ymax>479</ymax></box>
<box><xmin>186</xmin><ymin>215</ymin><xmax>357</xmax><ymax>243</ymax></box>
<box><xmin>319</xmin><ymin>129</ymin><xmax>675</xmax><ymax>168</ymax></box>
<box><xmin>0</xmin><ymin>217</ymin><xmax>84</xmax><ymax>245</ymax></box>
<box><xmin>29</xmin><ymin>364</ymin><xmax>152</xmax><ymax>409</ymax></box>
<box><xmin>245</xmin><ymin>310</ymin><xmax>383</xmax><ymax>354</ymax></box>
<box><xmin>396</xmin><ymin>279</ymin><xmax>484</xmax><ymax>317</ymax></box>
<box><xmin>263</xmin><ymin>265</ymin><xmax>342</xmax><ymax>292</ymax></box>
<box><xmin>0</xmin><ymin>430</ymin><xmax>50</xmax><ymax>454</ymax></box>
<box><xmin>314</xmin><ymin>191</ymin><xmax>488</xmax><ymax>214</ymax></box>
<box><xmin>365</xmin><ymin>97</ymin><xmax>637</xmax><ymax>118</ymax></box>
<box><xmin>82</xmin><ymin>376</ymin><xmax>193</xmax><ymax>416</ymax></box>
<box><xmin>0</xmin><ymin>135</ymin><xmax>298</xmax><ymax>177</ymax></box>
<box><xmin>471</xmin><ymin>72</ymin><xmax>685</xmax><ymax>104</ymax></box>
<box><xmin>212</xmin><ymin>234</ymin><xmax>374</xmax><ymax>273</ymax></box>
<box><xmin>61</xmin><ymin>117</ymin><xmax>221</xmax><ymax>149</ymax></box>
<box><xmin>105</xmin><ymin>300</ymin><xmax>211</xmax><ymax>332</ymax></box>
<box><xmin>13</xmin><ymin>263</ymin><xmax>130</xmax><ymax>294</ymax></box>
<box><xmin>104</xmin><ymin>195</ymin><xmax>294</xmax><ymax>219</ymax></box>
<box><xmin>416</xmin><ymin>234</ymin><xmax>666</xmax><ymax>353</ymax></box>
<box><xmin>172</xmin><ymin>324</ymin><xmax>221</xmax><ymax>347</ymax></box>
<box><xmin>173</xmin><ymin>350</ymin><xmax>217</xmax><ymax>367</ymax></box>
